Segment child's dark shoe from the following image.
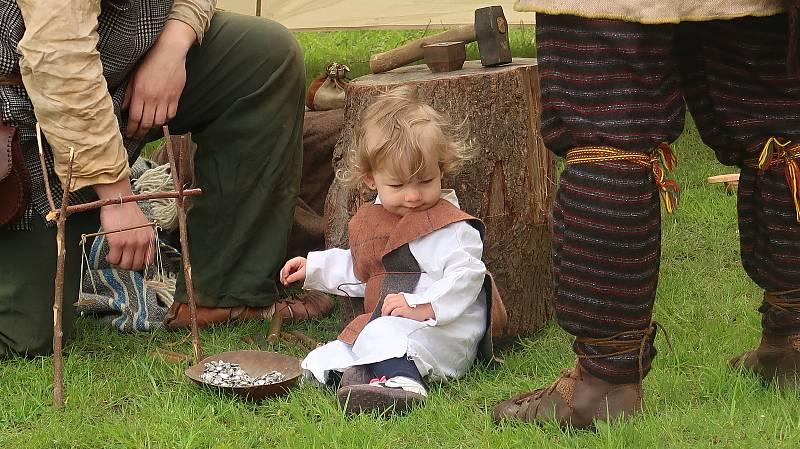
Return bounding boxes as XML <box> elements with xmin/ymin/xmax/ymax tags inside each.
<box><xmin>337</xmin><ymin>376</ymin><xmax>427</xmax><ymax>416</ymax></box>
<box><xmin>340</xmin><ymin>365</ymin><xmax>373</xmax><ymax>387</ymax></box>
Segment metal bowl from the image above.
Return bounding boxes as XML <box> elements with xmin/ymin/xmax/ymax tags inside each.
<box><xmin>185</xmin><ymin>350</ymin><xmax>302</xmax><ymax>401</ymax></box>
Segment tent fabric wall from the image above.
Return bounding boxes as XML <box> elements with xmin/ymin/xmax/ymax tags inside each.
<box><xmin>217</xmin><ymin>1</ymin><xmax>533</xmax><ymax>29</ymax></box>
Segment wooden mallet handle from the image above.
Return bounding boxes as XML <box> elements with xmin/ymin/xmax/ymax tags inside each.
<box><xmin>369</xmin><ymin>25</ymin><xmax>476</xmax><ymax>74</ymax></box>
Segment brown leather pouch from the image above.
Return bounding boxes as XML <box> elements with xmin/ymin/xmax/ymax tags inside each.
<box><xmin>0</xmin><ymin>122</ymin><xmax>31</xmax><ymax>225</ymax></box>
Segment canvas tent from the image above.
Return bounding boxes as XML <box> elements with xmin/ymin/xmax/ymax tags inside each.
<box><xmin>217</xmin><ymin>0</ymin><xmax>533</xmax><ymax>30</ymax></box>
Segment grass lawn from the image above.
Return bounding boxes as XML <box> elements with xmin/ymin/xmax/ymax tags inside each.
<box><xmin>2</xmin><ymin>28</ymin><xmax>800</xmax><ymax>449</ymax></box>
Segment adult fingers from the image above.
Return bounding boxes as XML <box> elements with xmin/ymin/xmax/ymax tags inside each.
<box><xmin>126</xmin><ymin>96</ymin><xmax>144</xmax><ymax>138</ymax></box>
<box><xmin>154</xmin><ymin>103</ymin><xmax>167</xmax><ymax>128</ymax></box>
<box><xmin>167</xmin><ymin>100</ymin><xmax>178</xmax><ymax>122</ymax></box>
<box><xmin>135</xmin><ymin>103</ymin><xmax>157</xmax><ymax>138</ymax></box>
<box><xmin>122</xmin><ymin>82</ymin><xmax>132</xmax><ymax>110</ymax></box>
<box><xmin>118</xmin><ymin>243</ymin><xmax>135</xmax><ymax>271</ymax></box>
<box><xmin>131</xmin><ymin>245</ymin><xmax>146</xmax><ymax>272</ymax></box>
<box><xmin>106</xmin><ymin>238</ymin><xmax>123</xmax><ymax>267</ymax></box>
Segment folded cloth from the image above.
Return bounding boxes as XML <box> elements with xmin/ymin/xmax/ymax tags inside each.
<box><xmin>75</xmin><ymin>157</ymin><xmax>182</xmax><ymax>332</ymax></box>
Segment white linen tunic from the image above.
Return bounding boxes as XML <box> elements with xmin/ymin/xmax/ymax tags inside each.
<box><xmin>301</xmin><ymin>190</ymin><xmax>488</xmax><ymax>383</ymax></box>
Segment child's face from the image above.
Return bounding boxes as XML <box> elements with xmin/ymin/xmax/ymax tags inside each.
<box><xmin>364</xmin><ymin>164</ymin><xmax>442</xmax><ymax>216</ymax></box>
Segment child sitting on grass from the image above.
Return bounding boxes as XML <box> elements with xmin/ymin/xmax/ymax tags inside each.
<box><xmin>280</xmin><ymin>86</ymin><xmax>505</xmax><ymax>416</ymax></box>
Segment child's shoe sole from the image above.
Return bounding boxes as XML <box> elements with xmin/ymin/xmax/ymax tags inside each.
<box><xmin>337</xmin><ymin>384</ymin><xmax>426</xmax><ymax>416</ymax></box>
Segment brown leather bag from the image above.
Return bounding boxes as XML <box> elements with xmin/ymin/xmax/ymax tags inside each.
<box><xmin>0</xmin><ymin>123</ymin><xmax>31</xmax><ymax>225</ymax></box>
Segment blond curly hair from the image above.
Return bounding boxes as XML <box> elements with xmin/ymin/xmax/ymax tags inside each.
<box><xmin>337</xmin><ymin>86</ymin><xmax>472</xmax><ymax>187</ymax></box>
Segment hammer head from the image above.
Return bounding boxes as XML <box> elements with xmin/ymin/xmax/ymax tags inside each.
<box><xmin>475</xmin><ymin>6</ymin><xmax>512</xmax><ymax>67</ymax></box>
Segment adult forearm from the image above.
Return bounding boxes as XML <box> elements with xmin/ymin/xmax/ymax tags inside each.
<box><xmin>17</xmin><ymin>0</ymin><xmax>129</xmax><ymax>191</ymax></box>
<box><xmin>169</xmin><ymin>0</ymin><xmax>217</xmax><ymax>44</ymax></box>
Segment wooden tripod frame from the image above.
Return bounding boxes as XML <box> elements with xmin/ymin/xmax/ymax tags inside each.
<box><xmin>40</xmin><ymin>125</ymin><xmax>203</xmax><ymax>408</ymax></box>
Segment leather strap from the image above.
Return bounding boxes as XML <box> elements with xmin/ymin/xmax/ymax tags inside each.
<box><xmin>1</xmin><ymin>123</ymin><xmax>14</xmax><ymax>181</ymax></box>
<box><xmin>0</xmin><ymin>74</ymin><xmax>23</xmax><ymax>86</ymax></box>
<box><xmin>0</xmin><ymin>122</ymin><xmax>31</xmax><ymax>225</ymax></box>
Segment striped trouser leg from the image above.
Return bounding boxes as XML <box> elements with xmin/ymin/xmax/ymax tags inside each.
<box><xmin>537</xmin><ymin>15</ymin><xmax>684</xmax><ymax>383</ymax></box>
<box><xmin>677</xmin><ymin>16</ymin><xmax>800</xmax><ymax>334</ymax></box>
<box><xmin>739</xmin><ymin>167</ymin><xmax>800</xmax><ymax>334</ymax></box>
<box><xmin>553</xmin><ymin>162</ymin><xmax>661</xmax><ymax>383</ymax></box>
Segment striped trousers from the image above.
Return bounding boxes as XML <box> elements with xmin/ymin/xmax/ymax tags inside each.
<box><xmin>537</xmin><ymin>13</ymin><xmax>800</xmax><ymax>383</ymax></box>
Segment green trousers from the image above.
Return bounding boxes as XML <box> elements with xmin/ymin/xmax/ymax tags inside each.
<box><xmin>0</xmin><ymin>13</ymin><xmax>304</xmax><ymax>357</ymax></box>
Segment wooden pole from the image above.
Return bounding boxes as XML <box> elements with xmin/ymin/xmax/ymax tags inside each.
<box><xmin>52</xmin><ymin>148</ymin><xmax>75</xmax><ymax>409</ymax></box>
<box><xmin>162</xmin><ymin>128</ymin><xmax>202</xmax><ymax>362</ymax></box>
<box><xmin>35</xmin><ymin>124</ymin><xmax>56</xmax><ymax>212</ymax></box>
<box><xmin>37</xmin><ymin>131</ymin><xmax>202</xmax><ymax>408</ymax></box>
<box><xmin>60</xmin><ymin>189</ymin><xmax>202</xmax><ymax>217</ymax></box>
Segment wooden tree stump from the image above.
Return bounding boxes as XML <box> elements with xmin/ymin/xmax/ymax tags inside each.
<box><xmin>325</xmin><ymin>58</ymin><xmax>555</xmax><ymax>340</ymax></box>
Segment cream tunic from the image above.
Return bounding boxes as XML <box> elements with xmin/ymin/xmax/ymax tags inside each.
<box><xmin>301</xmin><ymin>190</ymin><xmax>488</xmax><ymax>383</ymax></box>
<box><xmin>513</xmin><ymin>0</ymin><xmax>785</xmax><ymax>24</ymax></box>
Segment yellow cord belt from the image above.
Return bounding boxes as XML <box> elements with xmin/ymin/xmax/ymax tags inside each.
<box><xmin>565</xmin><ymin>143</ymin><xmax>680</xmax><ymax>214</ymax></box>
<box><xmin>745</xmin><ymin>137</ymin><xmax>800</xmax><ymax>223</ymax></box>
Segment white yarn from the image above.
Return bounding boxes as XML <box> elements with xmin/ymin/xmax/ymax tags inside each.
<box><xmin>134</xmin><ymin>163</ymin><xmax>179</xmax><ymax>231</ymax></box>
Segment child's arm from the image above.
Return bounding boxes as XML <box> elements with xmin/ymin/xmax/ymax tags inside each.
<box><xmin>283</xmin><ymin>248</ymin><xmax>366</xmax><ymax>298</ymax></box>
<box><xmin>402</xmin><ymin>221</ymin><xmax>486</xmax><ymax>326</ymax></box>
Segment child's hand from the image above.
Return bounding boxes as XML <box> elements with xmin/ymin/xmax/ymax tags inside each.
<box><xmin>280</xmin><ymin>257</ymin><xmax>307</xmax><ymax>285</ymax></box>
<box><xmin>381</xmin><ymin>293</ymin><xmax>435</xmax><ymax>321</ymax></box>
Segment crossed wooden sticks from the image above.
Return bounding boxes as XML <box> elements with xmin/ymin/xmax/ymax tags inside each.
<box><xmin>39</xmin><ymin>125</ymin><xmax>203</xmax><ymax>408</ymax></box>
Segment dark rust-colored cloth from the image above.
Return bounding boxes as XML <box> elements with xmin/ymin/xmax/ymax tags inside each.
<box><xmin>787</xmin><ymin>0</ymin><xmax>800</xmax><ymax>75</ymax></box>
<box><xmin>0</xmin><ymin>123</ymin><xmax>29</xmax><ymax>225</ymax></box>
<box><xmin>286</xmin><ymin>108</ymin><xmax>344</xmax><ymax>259</ymax></box>
<box><xmin>337</xmin><ymin>199</ymin><xmax>507</xmax><ymax>358</ymax></box>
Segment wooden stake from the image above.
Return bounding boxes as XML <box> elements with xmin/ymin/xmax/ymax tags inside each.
<box><xmin>35</xmin><ymin>123</ymin><xmax>57</xmax><ymax>213</ymax></box>
<box><xmin>36</xmin><ymin>130</ymin><xmax>203</xmax><ymax>408</ymax></box>
<box><xmin>162</xmin><ymin>127</ymin><xmax>202</xmax><ymax>362</ymax></box>
<box><xmin>52</xmin><ymin>148</ymin><xmax>75</xmax><ymax>409</ymax></box>
<box><xmin>62</xmin><ymin>189</ymin><xmax>202</xmax><ymax>216</ymax></box>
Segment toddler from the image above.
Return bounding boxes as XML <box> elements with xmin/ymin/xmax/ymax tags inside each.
<box><xmin>280</xmin><ymin>86</ymin><xmax>505</xmax><ymax>416</ymax></box>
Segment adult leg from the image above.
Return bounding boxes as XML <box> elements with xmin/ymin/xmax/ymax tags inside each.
<box><xmin>679</xmin><ymin>14</ymin><xmax>800</xmax><ymax>388</ymax></box>
<box><xmin>0</xmin><ymin>210</ymin><xmax>98</xmax><ymax>357</ymax></box>
<box><xmin>494</xmin><ymin>14</ymin><xmax>684</xmax><ymax>428</ymax></box>
<box><xmin>160</xmin><ymin>13</ymin><xmax>331</xmax><ymax>327</ymax></box>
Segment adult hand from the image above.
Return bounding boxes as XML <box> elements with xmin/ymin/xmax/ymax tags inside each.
<box><xmin>381</xmin><ymin>293</ymin><xmax>435</xmax><ymax>321</ymax></box>
<box><xmin>123</xmin><ymin>20</ymin><xmax>196</xmax><ymax>138</ymax></box>
<box><xmin>94</xmin><ymin>180</ymin><xmax>154</xmax><ymax>271</ymax></box>
<box><xmin>280</xmin><ymin>257</ymin><xmax>308</xmax><ymax>285</ymax></box>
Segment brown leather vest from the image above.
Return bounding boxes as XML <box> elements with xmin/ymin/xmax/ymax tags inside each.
<box><xmin>337</xmin><ymin>198</ymin><xmax>507</xmax><ymax>358</ymax></box>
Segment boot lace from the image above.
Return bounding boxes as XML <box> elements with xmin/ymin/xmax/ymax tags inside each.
<box><xmin>763</xmin><ymin>288</ymin><xmax>800</xmax><ymax>313</ymax></box>
<box><xmin>512</xmin><ymin>321</ymin><xmax>672</xmax><ymax>406</ymax></box>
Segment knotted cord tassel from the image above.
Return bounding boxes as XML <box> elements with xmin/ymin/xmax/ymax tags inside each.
<box><xmin>565</xmin><ymin>143</ymin><xmax>681</xmax><ymax>214</ymax></box>
<box><xmin>752</xmin><ymin>137</ymin><xmax>800</xmax><ymax>223</ymax></box>
<box><xmin>652</xmin><ymin>143</ymin><xmax>681</xmax><ymax>214</ymax></box>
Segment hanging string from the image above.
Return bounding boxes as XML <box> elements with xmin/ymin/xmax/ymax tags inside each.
<box><xmin>78</xmin><ymin>234</ymin><xmax>99</xmax><ymax>301</ymax></box>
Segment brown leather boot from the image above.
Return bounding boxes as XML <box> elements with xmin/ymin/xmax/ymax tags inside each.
<box><xmin>271</xmin><ymin>290</ymin><xmax>334</xmax><ymax>322</ymax></box>
<box><xmin>729</xmin><ymin>332</ymin><xmax>800</xmax><ymax>389</ymax></box>
<box><xmin>163</xmin><ymin>290</ymin><xmax>333</xmax><ymax>329</ymax></box>
<box><xmin>493</xmin><ymin>361</ymin><xmax>642</xmax><ymax>429</ymax></box>
<box><xmin>730</xmin><ymin>289</ymin><xmax>800</xmax><ymax>389</ymax></box>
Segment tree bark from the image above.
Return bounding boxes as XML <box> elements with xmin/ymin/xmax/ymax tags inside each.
<box><xmin>325</xmin><ymin>58</ymin><xmax>554</xmax><ymax>340</ymax></box>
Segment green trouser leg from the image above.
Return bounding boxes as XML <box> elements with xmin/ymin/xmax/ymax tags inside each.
<box><xmin>165</xmin><ymin>12</ymin><xmax>305</xmax><ymax>307</ymax></box>
<box><xmin>0</xmin><ymin>211</ymin><xmax>99</xmax><ymax>357</ymax></box>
